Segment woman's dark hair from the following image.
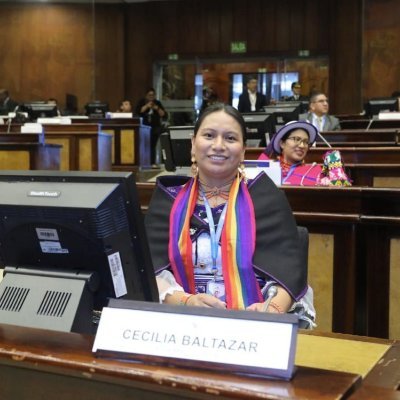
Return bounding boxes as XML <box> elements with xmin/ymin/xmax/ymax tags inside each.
<box><xmin>264</xmin><ymin>127</ymin><xmax>310</xmax><ymax>158</ymax></box>
<box><xmin>193</xmin><ymin>102</ymin><xmax>247</xmax><ymax>143</ymax></box>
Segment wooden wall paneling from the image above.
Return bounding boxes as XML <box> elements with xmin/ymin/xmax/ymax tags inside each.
<box><xmin>288</xmin><ymin>0</ymin><xmax>306</xmax><ymax>51</ymax></box>
<box><xmin>363</xmin><ymin>0</ymin><xmax>400</xmax><ymax>100</ymax></box>
<box><xmin>328</xmin><ymin>0</ymin><xmax>363</xmax><ymax>114</ymax></box>
<box><xmin>275</xmin><ymin>0</ymin><xmax>291</xmax><ymax>51</ymax></box>
<box><xmin>219</xmin><ymin>0</ymin><xmax>234</xmax><ymax>55</ymax></box>
<box><xmin>304</xmin><ymin>0</ymin><xmax>321</xmax><ymax>51</ymax></box>
<box><xmin>231</xmin><ymin>0</ymin><xmax>247</xmax><ymax>44</ymax></box>
<box><xmin>246</xmin><ymin>0</ymin><xmax>265</xmax><ymax>53</ymax></box>
<box><xmin>125</xmin><ymin>4</ymin><xmax>156</xmax><ymax>107</ymax></box>
<box><xmin>0</xmin><ymin>4</ymin><xmax>93</xmax><ymax>111</ymax></box>
<box><xmin>156</xmin><ymin>2</ymin><xmax>179</xmax><ymax>55</ymax></box>
<box><xmin>262</xmin><ymin>1</ymin><xmax>277</xmax><ymax>50</ymax></box>
<box><xmin>93</xmin><ymin>5</ymin><xmax>125</xmax><ymax>111</ymax></box>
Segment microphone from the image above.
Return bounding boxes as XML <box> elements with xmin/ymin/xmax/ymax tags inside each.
<box><xmin>7</xmin><ymin>105</ymin><xmax>20</xmax><ymax>133</ymax></box>
<box><xmin>316</xmin><ymin>130</ymin><xmax>332</xmax><ymax>148</ymax></box>
<box><xmin>262</xmin><ymin>285</ymin><xmax>278</xmax><ymax>312</ymax></box>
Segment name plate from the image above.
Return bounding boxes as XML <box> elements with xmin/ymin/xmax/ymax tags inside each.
<box><xmin>93</xmin><ymin>300</ymin><xmax>298</xmax><ymax>379</ymax></box>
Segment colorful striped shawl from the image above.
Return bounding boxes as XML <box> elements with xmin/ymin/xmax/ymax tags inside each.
<box><xmin>168</xmin><ymin>175</ymin><xmax>263</xmax><ymax>309</ymax></box>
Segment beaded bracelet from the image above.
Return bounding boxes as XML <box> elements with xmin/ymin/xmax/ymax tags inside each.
<box><xmin>179</xmin><ymin>294</ymin><xmax>194</xmax><ymax>306</ymax></box>
<box><xmin>268</xmin><ymin>301</ymin><xmax>284</xmax><ymax>314</ymax></box>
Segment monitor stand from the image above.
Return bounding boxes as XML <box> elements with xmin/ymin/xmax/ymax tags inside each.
<box><xmin>0</xmin><ymin>266</ymin><xmax>99</xmax><ymax>334</ymax></box>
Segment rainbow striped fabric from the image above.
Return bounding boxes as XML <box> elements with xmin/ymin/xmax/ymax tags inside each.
<box><xmin>168</xmin><ymin>175</ymin><xmax>263</xmax><ymax>309</ymax></box>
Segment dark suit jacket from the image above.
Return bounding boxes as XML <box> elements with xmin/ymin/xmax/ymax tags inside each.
<box><xmin>238</xmin><ymin>91</ymin><xmax>267</xmax><ymax>113</ymax></box>
<box><xmin>299</xmin><ymin>112</ymin><xmax>341</xmax><ymax>131</ymax></box>
<box><xmin>0</xmin><ymin>97</ymin><xmax>19</xmax><ymax>114</ymax></box>
<box><xmin>286</xmin><ymin>95</ymin><xmax>309</xmax><ymax>102</ymax></box>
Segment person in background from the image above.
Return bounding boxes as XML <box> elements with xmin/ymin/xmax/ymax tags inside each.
<box><xmin>199</xmin><ymin>87</ymin><xmax>218</xmax><ymax>115</ymax></box>
<box><xmin>135</xmin><ymin>88</ymin><xmax>167</xmax><ymax>167</ymax></box>
<box><xmin>260</xmin><ymin>120</ymin><xmax>351</xmax><ymax>186</ymax></box>
<box><xmin>391</xmin><ymin>91</ymin><xmax>400</xmax><ymax>111</ymax></box>
<box><xmin>47</xmin><ymin>98</ymin><xmax>62</xmax><ymax>116</ymax></box>
<box><xmin>116</xmin><ymin>99</ymin><xmax>132</xmax><ymax>113</ymax></box>
<box><xmin>237</xmin><ymin>77</ymin><xmax>267</xmax><ymax>113</ymax></box>
<box><xmin>286</xmin><ymin>82</ymin><xmax>308</xmax><ymax>102</ymax></box>
<box><xmin>299</xmin><ymin>91</ymin><xmax>341</xmax><ymax>131</ymax></box>
<box><xmin>260</xmin><ymin>121</ymin><xmax>321</xmax><ymax>186</ymax></box>
<box><xmin>145</xmin><ymin>103</ymin><xmax>315</xmax><ymax>327</ymax></box>
<box><xmin>0</xmin><ymin>89</ymin><xmax>18</xmax><ymax>114</ymax></box>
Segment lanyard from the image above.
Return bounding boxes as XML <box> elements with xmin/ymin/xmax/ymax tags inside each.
<box><xmin>201</xmin><ymin>191</ymin><xmax>228</xmax><ymax>275</ymax></box>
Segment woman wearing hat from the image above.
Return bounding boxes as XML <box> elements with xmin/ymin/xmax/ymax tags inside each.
<box><xmin>259</xmin><ymin>121</ymin><xmax>323</xmax><ymax>186</ymax></box>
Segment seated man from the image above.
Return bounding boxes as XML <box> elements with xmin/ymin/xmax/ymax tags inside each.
<box><xmin>0</xmin><ymin>89</ymin><xmax>18</xmax><ymax>114</ymax></box>
<box><xmin>286</xmin><ymin>82</ymin><xmax>308</xmax><ymax>101</ymax></box>
<box><xmin>299</xmin><ymin>91</ymin><xmax>340</xmax><ymax>131</ymax></box>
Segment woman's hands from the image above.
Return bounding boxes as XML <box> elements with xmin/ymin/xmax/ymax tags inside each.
<box><xmin>186</xmin><ymin>293</ymin><xmax>226</xmax><ymax>309</ymax></box>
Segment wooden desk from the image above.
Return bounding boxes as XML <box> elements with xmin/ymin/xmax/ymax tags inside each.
<box><xmin>341</xmin><ymin>119</ymin><xmax>400</xmax><ymax>130</ymax></box>
<box><xmin>43</xmin><ymin>124</ymin><xmax>112</xmax><ymax>171</ymax></box>
<box><xmin>72</xmin><ymin>118</ymin><xmax>151</xmax><ymax>168</ymax></box>
<box><xmin>0</xmin><ymin>324</ymin><xmax>362</xmax><ymax>400</ymax></box>
<box><xmin>137</xmin><ymin>183</ymin><xmax>400</xmax><ymax>339</ymax></box>
<box><xmin>246</xmin><ymin>147</ymin><xmax>400</xmax><ymax>187</ymax></box>
<box><xmin>0</xmin><ymin>124</ymin><xmax>112</xmax><ymax>171</ymax></box>
<box><xmin>316</xmin><ymin>129</ymin><xmax>400</xmax><ymax>146</ymax></box>
<box><xmin>0</xmin><ymin>133</ymin><xmax>61</xmax><ymax>170</ymax></box>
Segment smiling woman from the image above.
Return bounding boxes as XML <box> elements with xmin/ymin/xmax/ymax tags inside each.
<box><xmin>259</xmin><ymin>120</ymin><xmax>351</xmax><ymax>186</ymax></box>
<box><xmin>144</xmin><ymin>103</ymin><xmax>316</xmax><ymax>328</ymax></box>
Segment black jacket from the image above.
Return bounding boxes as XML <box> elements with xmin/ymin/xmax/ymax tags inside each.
<box><xmin>144</xmin><ymin>173</ymin><xmax>307</xmax><ymax>300</ymax></box>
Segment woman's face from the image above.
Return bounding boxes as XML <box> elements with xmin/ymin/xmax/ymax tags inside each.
<box><xmin>191</xmin><ymin>110</ymin><xmax>245</xmax><ymax>186</ymax></box>
<box><xmin>279</xmin><ymin>128</ymin><xmax>310</xmax><ymax>164</ymax></box>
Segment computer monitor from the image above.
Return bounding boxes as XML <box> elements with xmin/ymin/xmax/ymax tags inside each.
<box><xmin>85</xmin><ymin>101</ymin><xmax>109</xmax><ymax>118</ymax></box>
<box><xmin>264</xmin><ymin>104</ymin><xmax>301</xmax><ymax>131</ymax></box>
<box><xmin>0</xmin><ymin>171</ymin><xmax>158</xmax><ymax>333</ymax></box>
<box><xmin>366</xmin><ymin>97</ymin><xmax>398</xmax><ymax>117</ymax></box>
<box><xmin>241</xmin><ymin>113</ymin><xmax>274</xmax><ymax>146</ymax></box>
<box><xmin>160</xmin><ymin>126</ymin><xmax>194</xmax><ymax>174</ymax></box>
<box><xmin>19</xmin><ymin>103</ymin><xmax>58</xmax><ymax>121</ymax></box>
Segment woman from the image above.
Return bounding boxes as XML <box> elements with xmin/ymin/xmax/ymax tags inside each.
<box><xmin>261</xmin><ymin>121</ymin><xmax>351</xmax><ymax>186</ymax></box>
<box><xmin>260</xmin><ymin>121</ymin><xmax>322</xmax><ymax>186</ymax></box>
<box><xmin>145</xmin><ymin>103</ymin><xmax>313</xmax><ymax>320</ymax></box>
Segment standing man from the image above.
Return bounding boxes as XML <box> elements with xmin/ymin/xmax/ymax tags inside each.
<box><xmin>299</xmin><ymin>91</ymin><xmax>340</xmax><ymax>131</ymax></box>
<box><xmin>0</xmin><ymin>89</ymin><xmax>19</xmax><ymax>114</ymax></box>
<box><xmin>286</xmin><ymin>82</ymin><xmax>308</xmax><ymax>101</ymax></box>
<box><xmin>135</xmin><ymin>88</ymin><xmax>167</xmax><ymax>167</ymax></box>
<box><xmin>237</xmin><ymin>77</ymin><xmax>267</xmax><ymax>113</ymax></box>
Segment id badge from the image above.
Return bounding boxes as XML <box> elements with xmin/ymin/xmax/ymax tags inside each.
<box><xmin>206</xmin><ymin>280</ymin><xmax>225</xmax><ymax>301</ymax></box>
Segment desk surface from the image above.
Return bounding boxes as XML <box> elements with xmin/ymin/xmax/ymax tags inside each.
<box><xmin>0</xmin><ymin>323</ymin><xmax>364</xmax><ymax>400</ymax></box>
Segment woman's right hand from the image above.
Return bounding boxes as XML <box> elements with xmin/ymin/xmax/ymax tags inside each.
<box><xmin>186</xmin><ymin>293</ymin><xmax>226</xmax><ymax>309</ymax></box>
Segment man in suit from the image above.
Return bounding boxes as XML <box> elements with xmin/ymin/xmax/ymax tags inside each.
<box><xmin>237</xmin><ymin>77</ymin><xmax>267</xmax><ymax>113</ymax></box>
<box><xmin>299</xmin><ymin>91</ymin><xmax>340</xmax><ymax>131</ymax></box>
<box><xmin>286</xmin><ymin>82</ymin><xmax>308</xmax><ymax>102</ymax></box>
<box><xmin>0</xmin><ymin>89</ymin><xmax>19</xmax><ymax>114</ymax></box>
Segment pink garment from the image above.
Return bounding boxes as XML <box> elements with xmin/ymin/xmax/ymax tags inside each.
<box><xmin>258</xmin><ymin>153</ymin><xmax>322</xmax><ymax>186</ymax></box>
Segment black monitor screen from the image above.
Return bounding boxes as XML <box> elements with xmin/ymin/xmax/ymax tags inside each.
<box><xmin>85</xmin><ymin>101</ymin><xmax>109</xmax><ymax>118</ymax></box>
<box><xmin>0</xmin><ymin>171</ymin><xmax>158</xmax><ymax>313</ymax></box>
<box><xmin>160</xmin><ymin>126</ymin><xmax>193</xmax><ymax>172</ymax></box>
<box><xmin>366</xmin><ymin>97</ymin><xmax>398</xmax><ymax>117</ymax></box>
<box><xmin>242</xmin><ymin>113</ymin><xmax>274</xmax><ymax>146</ymax></box>
<box><xmin>20</xmin><ymin>103</ymin><xmax>58</xmax><ymax>121</ymax></box>
<box><xmin>264</xmin><ymin>104</ymin><xmax>301</xmax><ymax>131</ymax></box>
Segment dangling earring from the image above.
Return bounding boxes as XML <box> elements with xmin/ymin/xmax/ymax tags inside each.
<box><xmin>191</xmin><ymin>155</ymin><xmax>198</xmax><ymax>177</ymax></box>
<box><xmin>238</xmin><ymin>162</ymin><xmax>247</xmax><ymax>183</ymax></box>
